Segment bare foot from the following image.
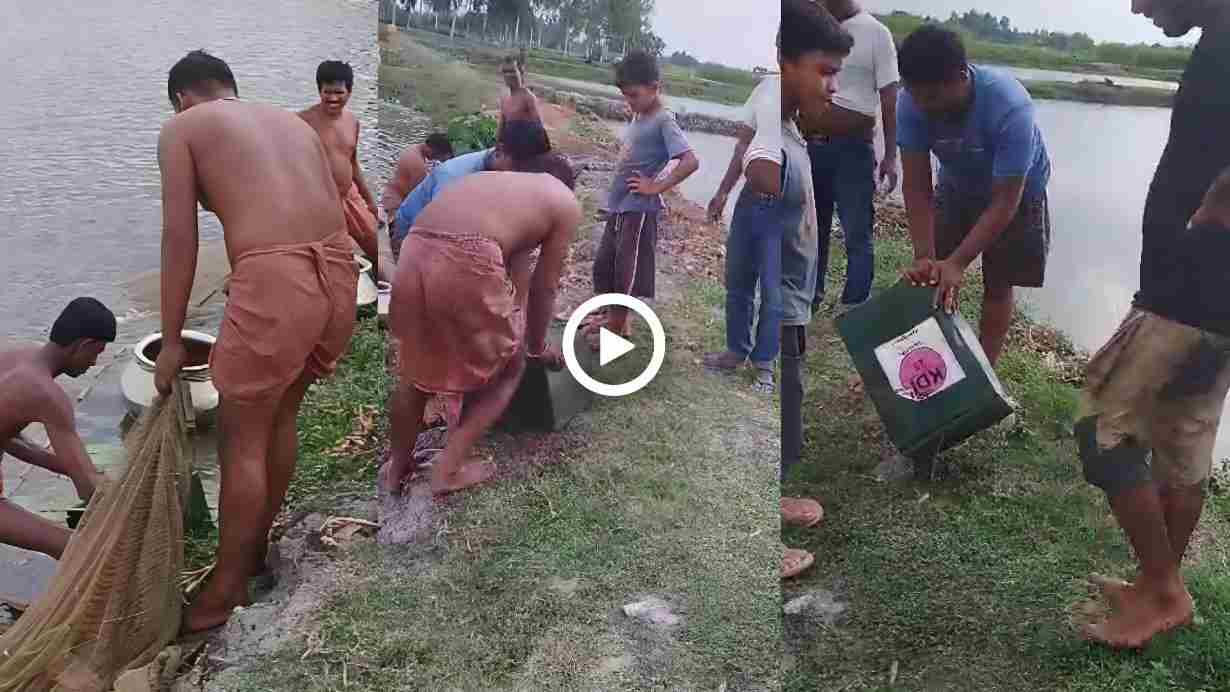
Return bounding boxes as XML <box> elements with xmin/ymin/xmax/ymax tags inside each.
<box><xmin>580</xmin><ymin>311</ymin><xmax>607</xmax><ymax>336</ymax></box>
<box><xmin>180</xmin><ymin>583</ymin><xmax>243</xmax><ymax>637</ymax></box>
<box><xmin>1090</xmin><ymin>573</ymin><xmax>1136</xmax><ymax>611</ymax></box>
<box><xmin>1081</xmin><ymin>581</ymin><xmax>1193</xmax><ymax>649</ymax></box>
<box><xmin>781</xmin><ymin>548</ymin><xmax>815</xmax><ymax>580</ymax></box>
<box><xmin>380</xmin><ymin>453</ymin><xmax>419</xmax><ymax>495</ymax></box>
<box><xmin>586</xmin><ymin>322</ymin><xmax>633</xmax><ymax>351</ymax></box>
<box><xmin>431</xmin><ymin>461</ymin><xmax>496</xmax><ymax>496</ymax></box>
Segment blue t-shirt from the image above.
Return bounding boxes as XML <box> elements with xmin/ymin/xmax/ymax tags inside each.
<box><xmin>393</xmin><ymin>148</ymin><xmax>491</xmax><ymax>241</ymax></box>
<box><xmin>897</xmin><ymin>65</ymin><xmax>1050</xmax><ymax>199</ymax></box>
<box><xmin>606</xmin><ymin>108</ymin><xmax>693</xmax><ymax>214</ymax></box>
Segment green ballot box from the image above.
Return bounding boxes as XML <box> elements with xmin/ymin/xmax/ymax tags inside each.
<box><xmin>500</xmin><ymin>324</ymin><xmax>595</xmax><ymax>433</ymax></box>
<box><xmin>836</xmin><ymin>280</ymin><xmax>1014</xmax><ymax>462</ymax></box>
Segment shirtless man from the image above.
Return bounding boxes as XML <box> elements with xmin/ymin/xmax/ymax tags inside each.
<box><xmin>157</xmin><ymin>50</ymin><xmax>358</xmax><ymax>634</ymax></box>
<box><xmin>497</xmin><ymin>56</ymin><xmax>546</xmax><ymax>143</ymax></box>
<box><xmin>383</xmin><ymin>159</ymin><xmax>579</xmax><ymax>496</ymax></box>
<box><xmin>298</xmin><ymin>61</ymin><xmax>381</xmax><ymax>274</ymax></box>
<box><xmin>380</xmin><ymin>133</ymin><xmax>454</xmax><ymax>225</ymax></box>
<box><xmin>0</xmin><ymin>298</ymin><xmax>112</xmax><ymax>559</ymax></box>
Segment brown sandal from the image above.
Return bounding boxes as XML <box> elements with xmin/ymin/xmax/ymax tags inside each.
<box><xmin>781</xmin><ymin>497</ymin><xmax>824</xmax><ymax>528</ymax></box>
<box><xmin>781</xmin><ymin>548</ymin><xmax>815</xmax><ymax>579</ymax></box>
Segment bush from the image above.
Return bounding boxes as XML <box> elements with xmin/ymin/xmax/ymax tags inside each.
<box><xmin>447</xmin><ymin>112</ymin><xmax>498</xmax><ymax>154</ymax></box>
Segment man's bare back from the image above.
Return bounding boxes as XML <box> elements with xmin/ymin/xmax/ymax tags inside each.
<box><xmin>298</xmin><ymin>104</ymin><xmax>362</xmax><ymax>198</ymax></box>
<box><xmin>411</xmin><ymin>171</ymin><xmax>578</xmax><ymax>262</ymax></box>
<box><xmin>160</xmin><ymin>100</ymin><xmax>345</xmax><ymax>261</ymax></box>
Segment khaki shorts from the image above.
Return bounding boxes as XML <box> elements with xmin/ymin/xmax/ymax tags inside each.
<box><xmin>1081</xmin><ymin>309</ymin><xmax>1230</xmax><ymax>488</ymax></box>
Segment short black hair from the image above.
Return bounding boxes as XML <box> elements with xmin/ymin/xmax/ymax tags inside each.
<box><xmin>517</xmin><ymin>152</ymin><xmax>577</xmax><ymax>190</ymax></box>
<box><xmin>497</xmin><ymin>119</ymin><xmax>551</xmax><ymax>161</ymax></box>
<box><xmin>168</xmin><ymin>50</ymin><xmax>238</xmax><ymax>106</ymax></box>
<box><xmin>614</xmin><ymin>50</ymin><xmax>660</xmax><ymax>88</ymax></box>
<box><xmin>898</xmin><ymin>25</ymin><xmax>968</xmax><ymax>86</ymax></box>
<box><xmin>50</xmin><ymin>298</ymin><xmax>116</xmax><ymax>347</ymax></box>
<box><xmin>317</xmin><ymin>60</ymin><xmax>354</xmax><ymax>91</ymax></box>
<box><xmin>779</xmin><ymin>0</ymin><xmax>854</xmax><ymax>62</ymax></box>
<box><xmin>425</xmin><ymin>132</ymin><xmax>454</xmax><ymax>159</ymax></box>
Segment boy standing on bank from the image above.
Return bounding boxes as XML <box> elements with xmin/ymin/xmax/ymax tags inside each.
<box><xmin>586</xmin><ymin>51</ymin><xmax>699</xmax><ymax>348</ymax></box>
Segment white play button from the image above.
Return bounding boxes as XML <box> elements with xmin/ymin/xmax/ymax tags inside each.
<box><xmin>598</xmin><ymin>328</ymin><xmax>636</xmax><ymax>366</ymax></box>
<box><xmin>563</xmin><ymin>294</ymin><xmax>666</xmax><ymax>398</ymax></box>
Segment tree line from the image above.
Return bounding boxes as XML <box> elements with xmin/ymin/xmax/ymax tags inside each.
<box><xmin>881</xmin><ymin>10</ymin><xmax>1192</xmax><ymax>72</ymax></box>
<box><xmin>381</xmin><ymin>0</ymin><xmax>664</xmax><ymax>59</ymax></box>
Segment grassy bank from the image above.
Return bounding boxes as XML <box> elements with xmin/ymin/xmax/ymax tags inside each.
<box><xmin>392</xmin><ymin>26</ymin><xmax>754</xmax><ymax>106</ymax></box>
<box><xmin>182</xmin><ymin>316</ymin><xmax>387</xmax><ymax>576</ymax></box>
<box><xmin>1025</xmin><ymin>80</ymin><xmax>1175</xmax><ymax>108</ymax></box>
<box><xmin>878</xmin><ymin>13</ymin><xmax>1184</xmax><ymax>85</ymax></box>
<box><xmin>783</xmin><ymin>213</ymin><xmax>1230</xmax><ymax>690</ymax></box>
<box><xmin>209</xmin><ymin>33</ymin><xmax>781</xmax><ymax>691</ymax></box>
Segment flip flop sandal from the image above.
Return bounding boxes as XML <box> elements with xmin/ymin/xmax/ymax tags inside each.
<box><xmin>781</xmin><ymin>498</ymin><xmax>823</xmax><ymax>528</ymax></box>
<box><xmin>780</xmin><ymin>548</ymin><xmax>815</xmax><ymax>580</ymax></box>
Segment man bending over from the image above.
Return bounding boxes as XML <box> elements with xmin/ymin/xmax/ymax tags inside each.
<box><xmin>0</xmin><ymin>298</ymin><xmax>113</xmax><ymax>559</ymax></box>
<box><xmin>384</xmin><ymin>159</ymin><xmax>579</xmax><ymax>496</ymax></box>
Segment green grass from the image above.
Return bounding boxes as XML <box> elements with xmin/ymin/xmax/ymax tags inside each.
<box><xmin>783</xmin><ymin>227</ymin><xmax>1230</xmax><ymax>690</ymax></box>
<box><xmin>228</xmin><ymin>266</ymin><xmax>779</xmax><ymax>691</ymax></box>
<box><xmin>393</xmin><ymin>27</ymin><xmax>755</xmax><ymax>107</ymax></box>
<box><xmin>181</xmin><ymin>316</ymin><xmax>386</xmax><ymax>574</ymax></box>
<box><xmin>877</xmin><ymin>13</ymin><xmax>1185</xmax><ymax>83</ymax></box>
<box><xmin>286</xmin><ymin>315</ymin><xmax>388</xmax><ymax>509</ymax></box>
<box><xmin>219</xmin><ymin>58</ymin><xmax>780</xmax><ymax>687</ymax></box>
<box><xmin>379</xmin><ymin>33</ymin><xmax>503</xmax><ymax>126</ymax></box>
<box><xmin>1024</xmin><ymin>80</ymin><xmax>1174</xmax><ymax>108</ymax></box>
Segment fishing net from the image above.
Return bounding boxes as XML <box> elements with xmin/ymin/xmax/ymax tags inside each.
<box><xmin>0</xmin><ymin>381</ymin><xmax>194</xmax><ymax>691</ymax></box>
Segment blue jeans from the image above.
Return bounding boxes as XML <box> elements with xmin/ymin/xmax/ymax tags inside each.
<box><xmin>808</xmin><ymin>137</ymin><xmax>876</xmax><ymax>306</ymax></box>
<box><xmin>725</xmin><ymin>189</ymin><xmax>784</xmax><ymax>364</ymax></box>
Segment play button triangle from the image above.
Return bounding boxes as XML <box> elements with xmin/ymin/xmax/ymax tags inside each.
<box><xmin>599</xmin><ymin>328</ymin><xmax>636</xmax><ymax>366</ymax></box>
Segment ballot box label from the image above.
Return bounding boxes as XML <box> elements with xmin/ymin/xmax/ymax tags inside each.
<box><xmin>874</xmin><ymin>317</ymin><xmax>966</xmax><ymax>402</ymax></box>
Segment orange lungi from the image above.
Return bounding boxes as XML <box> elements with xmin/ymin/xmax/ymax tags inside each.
<box><xmin>342</xmin><ymin>183</ymin><xmax>378</xmax><ymax>255</ymax></box>
<box><xmin>392</xmin><ymin>228</ymin><xmax>524</xmax><ymax>395</ymax></box>
<box><xmin>210</xmin><ymin>231</ymin><xmax>359</xmax><ymax>405</ymax></box>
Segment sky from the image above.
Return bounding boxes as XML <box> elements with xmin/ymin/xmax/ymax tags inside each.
<box><xmin>860</xmin><ymin>0</ymin><xmax>1198</xmax><ymax>46</ymax></box>
<box><xmin>651</xmin><ymin>0</ymin><xmax>777</xmax><ymax>70</ymax></box>
<box><xmin>650</xmin><ymin>0</ymin><xmax>1197</xmax><ymax>70</ymax></box>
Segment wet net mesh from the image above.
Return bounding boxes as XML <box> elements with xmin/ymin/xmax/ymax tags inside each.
<box><xmin>0</xmin><ymin>381</ymin><xmax>193</xmax><ymax>691</ymax></box>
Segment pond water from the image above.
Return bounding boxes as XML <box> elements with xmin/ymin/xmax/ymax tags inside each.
<box><xmin>0</xmin><ymin>0</ymin><xmax>381</xmax><ymax>603</ymax></box>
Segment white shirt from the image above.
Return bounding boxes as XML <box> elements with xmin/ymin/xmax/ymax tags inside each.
<box><xmin>738</xmin><ymin>76</ymin><xmax>818</xmax><ymax>240</ymax></box>
<box><xmin>741</xmin><ymin>75</ymin><xmax>783</xmax><ymax>170</ymax></box>
<box><xmin>832</xmin><ymin>12</ymin><xmax>899</xmax><ymax>119</ymax></box>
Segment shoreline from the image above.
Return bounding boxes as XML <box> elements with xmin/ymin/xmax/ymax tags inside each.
<box><xmin>187</xmin><ymin>32</ymin><xmax>781</xmax><ymax>691</ymax></box>
<box><xmin>1024</xmin><ymin>78</ymin><xmax>1175</xmax><ymax>108</ymax></box>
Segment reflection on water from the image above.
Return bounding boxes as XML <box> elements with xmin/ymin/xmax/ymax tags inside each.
<box><xmin>0</xmin><ymin>0</ymin><xmax>381</xmax><ymax>602</ymax></box>
<box><xmin>993</xmin><ymin>64</ymin><xmax>1178</xmax><ymax>91</ymax></box>
<box><xmin>1020</xmin><ymin>101</ymin><xmax>1230</xmax><ymax>457</ymax></box>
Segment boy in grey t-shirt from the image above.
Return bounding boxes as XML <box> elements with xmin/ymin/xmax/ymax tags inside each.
<box><xmin>586</xmin><ymin>50</ymin><xmax>699</xmax><ymax>349</ymax></box>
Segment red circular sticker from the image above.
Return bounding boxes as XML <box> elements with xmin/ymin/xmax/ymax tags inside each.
<box><xmin>900</xmin><ymin>347</ymin><xmax>948</xmax><ymax>400</ymax></box>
